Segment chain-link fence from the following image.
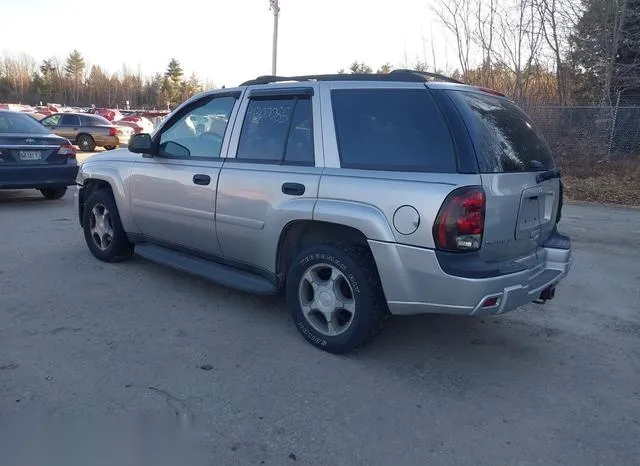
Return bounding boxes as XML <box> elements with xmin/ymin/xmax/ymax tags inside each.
<box><xmin>522</xmin><ymin>103</ymin><xmax>640</xmax><ymax>162</ymax></box>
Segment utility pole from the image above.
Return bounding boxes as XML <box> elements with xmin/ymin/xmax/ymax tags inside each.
<box><xmin>270</xmin><ymin>0</ymin><xmax>280</xmax><ymax>75</ymax></box>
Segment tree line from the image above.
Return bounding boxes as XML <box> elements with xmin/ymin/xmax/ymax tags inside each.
<box><xmin>0</xmin><ymin>51</ymin><xmax>214</xmax><ymax>109</ymax></box>
<box><xmin>2</xmin><ymin>0</ymin><xmax>637</xmax><ymax>109</ymax></box>
<box><xmin>342</xmin><ymin>0</ymin><xmax>639</xmax><ymax>106</ymax></box>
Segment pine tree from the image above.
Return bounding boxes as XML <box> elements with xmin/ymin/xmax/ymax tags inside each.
<box><xmin>163</xmin><ymin>58</ymin><xmax>184</xmax><ymax>106</ymax></box>
<box><xmin>64</xmin><ymin>50</ymin><xmax>85</xmax><ymax>104</ymax></box>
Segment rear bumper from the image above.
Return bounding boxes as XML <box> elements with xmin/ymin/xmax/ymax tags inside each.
<box><xmin>370</xmin><ymin>230</ymin><xmax>572</xmax><ymax>316</ymax></box>
<box><xmin>0</xmin><ymin>163</ymin><xmax>79</xmax><ymax>189</ymax></box>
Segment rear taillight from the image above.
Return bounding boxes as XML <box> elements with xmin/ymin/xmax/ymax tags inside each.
<box><xmin>57</xmin><ymin>144</ymin><xmax>76</xmax><ymax>158</ymax></box>
<box><xmin>108</xmin><ymin>127</ymin><xmax>117</xmax><ymax>136</ymax></box>
<box><xmin>433</xmin><ymin>187</ymin><xmax>486</xmax><ymax>252</ymax></box>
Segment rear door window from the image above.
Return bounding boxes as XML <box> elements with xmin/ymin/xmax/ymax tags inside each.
<box><xmin>449</xmin><ymin>90</ymin><xmax>555</xmax><ymax>172</ymax></box>
<box><xmin>331</xmin><ymin>89</ymin><xmax>456</xmax><ymax>172</ymax></box>
<box><xmin>236</xmin><ymin>96</ymin><xmax>314</xmax><ymax>165</ymax></box>
<box><xmin>60</xmin><ymin>114</ymin><xmax>80</xmax><ymax>127</ymax></box>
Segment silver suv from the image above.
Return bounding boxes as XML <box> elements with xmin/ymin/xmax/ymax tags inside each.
<box><xmin>76</xmin><ymin>71</ymin><xmax>572</xmax><ymax>354</ymax></box>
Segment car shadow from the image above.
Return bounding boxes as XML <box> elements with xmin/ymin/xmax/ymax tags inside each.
<box><xmin>0</xmin><ymin>189</ymin><xmax>49</xmax><ymax>204</ymax></box>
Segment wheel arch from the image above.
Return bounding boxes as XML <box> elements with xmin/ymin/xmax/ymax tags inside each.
<box><xmin>276</xmin><ymin>219</ymin><xmax>374</xmax><ymax>288</ymax></box>
<box><xmin>78</xmin><ymin>167</ymin><xmax>135</xmax><ymax>233</ymax></box>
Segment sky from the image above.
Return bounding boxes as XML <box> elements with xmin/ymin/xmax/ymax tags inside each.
<box><xmin>0</xmin><ymin>0</ymin><xmax>459</xmax><ymax>87</ymax></box>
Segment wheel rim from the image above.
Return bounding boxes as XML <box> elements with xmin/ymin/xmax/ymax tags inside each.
<box><xmin>89</xmin><ymin>203</ymin><xmax>114</xmax><ymax>251</ymax></box>
<box><xmin>80</xmin><ymin>138</ymin><xmax>90</xmax><ymax>150</ymax></box>
<box><xmin>298</xmin><ymin>263</ymin><xmax>356</xmax><ymax>337</ymax></box>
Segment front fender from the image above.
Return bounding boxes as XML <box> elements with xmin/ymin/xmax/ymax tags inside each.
<box><xmin>78</xmin><ymin>164</ymin><xmax>136</xmax><ymax>234</ymax></box>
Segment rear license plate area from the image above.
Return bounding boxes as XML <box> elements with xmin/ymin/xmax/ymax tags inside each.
<box><xmin>18</xmin><ymin>150</ymin><xmax>42</xmax><ymax>161</ymax></box>
<box><xmin>518</xmin><ymin>196</ymin><xmax>540</xmax><ymax>227</ymax></box>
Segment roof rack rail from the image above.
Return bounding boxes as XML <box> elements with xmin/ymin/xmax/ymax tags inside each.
<box><xmin>240</xmin><ymin>70</ymin><xmax>462</xmax><ymax>86</ymax></box>
<box><xmin>390</xmin><ymin>69</ymin><xmax>463</xmax><ymax>84</ymax></box>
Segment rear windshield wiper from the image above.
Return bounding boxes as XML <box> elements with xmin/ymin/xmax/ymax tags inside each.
<box><xmin>536</xmin><ymin>168</ymin><xmax>561</xmax><ymax>184</ymax></box>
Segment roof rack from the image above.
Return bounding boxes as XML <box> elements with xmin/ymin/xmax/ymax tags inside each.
<box><xmin>390</xmin><ymin>69</ymin><xmax>463</xmax><ymax>84</ymax></box>
<box><xmin>240</xmin><ymin>70</ymin><xmax>463</xmax><ymax>86</ymax></box>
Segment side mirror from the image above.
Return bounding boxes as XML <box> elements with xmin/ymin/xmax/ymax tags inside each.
<box><xmin>128</xmin><ymin>133</ymin><xmax>153</xmax><ymax>156</ymax></box>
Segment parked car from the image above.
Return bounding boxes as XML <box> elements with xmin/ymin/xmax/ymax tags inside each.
<box><xmin>76</xmin><ymin>70</ymin><xmax>572</xmax><ymax>354</ymax></box>
<box><xmin>24</xmin><ymin>112</ymin><xmax>48</xmax><ymax>121</ymax></box>
<box><xmin>88</xmin><ymin>108</ymin><xmax>123</xmax><ymax>122</ymax></box>
<box><xmin>40</xmin><ymin>113</ymin><xmax>133</xmax><ymax>151</ymax></box>
<box><xmin>114</xmin><ymin>115</ymin><xmax>154</xmax><ymax>134</ymax></box>
<box><xmin>0</xmin><ymin>109</ymin><xmax>77</xmax><ymax>199</ymax></box>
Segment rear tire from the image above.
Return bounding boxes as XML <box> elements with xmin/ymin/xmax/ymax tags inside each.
<box><xmin>82</xmin><ymin>189</ymin><xmax>134</xmax><ymax>262</ymax></box>
<box><xmin>286</xmin><ymin>243</ymin><xmax>388</xmax><ymax>354</ymax></box>
<box><xmin>104</xmin><ymin>145</ymin><xmax>116</xmax><ymax>150</ymax></box>
<box><xmin>77</xmin><ymin>134</ymin><xmax>96</xmax><ymax>152</ymax></box>
<box><xmin>40</xmin><ymin>187</ymin><xmax>67</xmax><ymax>200</ymax></box>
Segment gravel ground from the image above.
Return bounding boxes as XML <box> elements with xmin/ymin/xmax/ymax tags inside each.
<box><xmin>0</xmin><ymin>190</ymin><xmax>638</xmax><ymax>466</ymax></box>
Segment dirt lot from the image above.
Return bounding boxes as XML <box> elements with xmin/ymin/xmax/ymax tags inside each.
<box><xmin>0</xmin><ymin>190</ymin><xmax>639</xmax><ymax>465</ymax></box>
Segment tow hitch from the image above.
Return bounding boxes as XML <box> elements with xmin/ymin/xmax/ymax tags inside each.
<box><xmin>534</xmin><ymin>286</ymin><xmax>556</xmax><ymax>304</ymax></box>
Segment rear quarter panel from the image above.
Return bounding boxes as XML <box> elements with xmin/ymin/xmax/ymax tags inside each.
<box><xmin>317</xmin><ymin>80</ymin><xmax>482</xmax><ymax>248</ymax></box>
<box><xmin>317</xmin><ymin>170</ymin><xmax>481</xmax><ymax>248</ymax></box>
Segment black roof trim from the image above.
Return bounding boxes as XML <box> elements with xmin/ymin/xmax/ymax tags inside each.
<box><xmin>240</xmin><ymin>70</ymin><xmax>463</xmax><ymax>86</ymax></box>
<box><xmin>390</xmin><ymin>69</ymin><xmax>463</xmax><ymax>84</ymax></box>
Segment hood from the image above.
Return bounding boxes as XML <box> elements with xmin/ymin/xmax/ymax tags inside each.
<box><xmin>81</xmin><ymin>147</ymin><xmax>135</xmax><ymax>165</ymax></box>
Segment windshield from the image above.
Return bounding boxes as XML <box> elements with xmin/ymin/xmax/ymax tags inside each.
<box><xmin>0</xmin><ymin>112</ymin><xmax>50</xmax><ymax>134</ymax></box>
<box><xmin>450</xmin><ymin>90</ymin><xmax>555</xmax><ymax>173</ymax></box>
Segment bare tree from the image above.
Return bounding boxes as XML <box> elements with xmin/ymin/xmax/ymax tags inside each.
<box><xmin>432</xmin><ymin>0</ymin><xmax>474</xmax><ymax>75</ymax></box>
<box><xmin>495</xmin><ymin>0</ymin><xmax>544</xmax><ymax>101</ymax></box>
<box><xmin>535</xmin><ymin>0</ymin><xmax>564</xmax><ymax>103</ymax></box>
<box><xmin>474</xmin><ymin>0</ymin><xmax>497</xmax><ymax>86</ymax></box>
<box><xmin>603</xmin><ymin>0</ymin><xmax>628</xmax><ymax>103</ymax></box>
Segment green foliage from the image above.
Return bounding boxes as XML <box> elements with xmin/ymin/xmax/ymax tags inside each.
<box><xmin>64</xmin><ymin>50</ymin><xmax>85</xmax><ymax>78</ymax></box>
<box><xmin>162</xmin><ymin>59</ymin><xmax>194</xmax><ymax>107</ymax></box>
<box><xmin>165</xmin><ymin>58</ymin><xmax>184</xmax><ymax>83</ymax></box>
<box><xmin>570</xmin><ymin>0</ymin><xmax>640</xmax><ymax>101</ymax></box>
<box><xmin>377</xmin><ymin>63</ymin><xmax>393</xmax><ymax>74</ymax></box>
<box><xmin>0</xmin><ymin>52</ymin><xmax>208</xmax><ymax>109</ymax></box>
<box><xmin>348</xmin><ymin>61</ymin><xmax>373</xmax><ymax>74</ymax></box>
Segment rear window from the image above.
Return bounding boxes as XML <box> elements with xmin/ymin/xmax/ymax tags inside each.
<box><xmin>81</xmin><ymin>115</ymin><xmax>110</xmax><ymax>126</ymax></box>
<box><xmin>331</xmin><ymin>89</ymin><xmax>456</xmax><ymax>172</ymax></box>
<box><xmin>0</xmin><ymin>112</ymin><xmax>50</xmax><ymax>134</ymax></box>
<box><xmin>450</xmin><ymin>90</ymin><xmax>555</xmax><ymax>172</ymax></box>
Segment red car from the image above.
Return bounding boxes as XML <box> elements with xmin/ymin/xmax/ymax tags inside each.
<box><xmin>114</xmin><ymin>115</ymin><xmax>154</xmax><ymax>134</ymax></box>
<box><xmin>89</xmin><ymin>108</ymin><xmax>123</xmax><ymax>122</ymax></box>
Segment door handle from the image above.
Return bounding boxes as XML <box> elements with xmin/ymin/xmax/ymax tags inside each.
<box><xmin>282</xmin><ymin>182</ymin><xmax>305</xmax><ymax>196</ymax></box>
<box><xmin>193</xmin><ymin>174</ymin><xmax>211</xmax><ymax>185</ymax></box>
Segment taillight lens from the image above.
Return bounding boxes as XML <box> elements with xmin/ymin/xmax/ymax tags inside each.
<box><xmin>433</xmin><ymin>187</ymin><xmax>486</xmax><ymax>252</ymax></box>
<box><xmin>109</xmin><ymin>127</ymin><xmax>117</xmax><ymax>136</ymax></box>
<box><xmin>57</xmin><ymin>144</ymin><xmax>76</xmax><ymax>158</ymax></box>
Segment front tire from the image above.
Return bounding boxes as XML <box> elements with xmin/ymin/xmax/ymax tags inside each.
<box><xmin>77</xmin><ymin>134</ymin><xmax>96</xmax><ymax>152</ymax></box>
<box><xmin>286</xmin><ymin>244</ymin><xmax>388</xmax><ymax>354</ymax></box>
<box><xmin>82</xmin><ymin>189</ymin><xmax>134</xmax><ymax>262</ymax></box>
<box><xmin>40</xmin><ymin>187</ymin><xmax>67</xmax><ymax>200</ymax></box>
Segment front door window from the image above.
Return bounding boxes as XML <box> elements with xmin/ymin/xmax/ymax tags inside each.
<box><xmin>158</xmin><ymin>96</ymin><xmax>237</xmax><ymax>158</ymax></box>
